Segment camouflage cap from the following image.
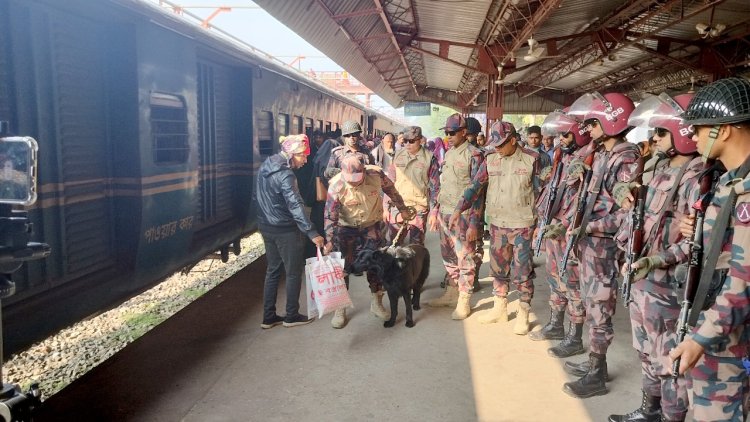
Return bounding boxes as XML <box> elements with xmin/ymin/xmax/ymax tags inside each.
<box><xmin>340</xmin><ymin>155</ymin><xmax>365</xmax><ymax>184</ymax></box>
<box><xmin>441</xmin><ymin>113</ymin><xmax>466</xmax><ymax>131</ymax></box>
<box><xmin>403</xmin><ymin>126</ymin><xmax>423</xmax><ymax>141</ymax></box>
<box><xmin>486</xmin><ymin>120</ymin><xmax>517</xmax><ymax>148</ymax></box>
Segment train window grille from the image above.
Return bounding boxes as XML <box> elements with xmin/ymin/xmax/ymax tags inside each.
<box><xmin>150</xmin><ymin>93</ymin><xmax>189</xmax><ymax>164</ymax></box>
<box><xmin>258</xmin><ymin>111</ymin><xmax>274</xmax><ymax>156</ymax></box>
<box><xmin>304</xmin><ymin>118</ymin><xmax>313</xmax><ymax>137</ymax></box>
<box><xmin>317</xmin><ymin>120</ymin><xmax>323</xmax><ymax>132</ymax></box>
<box><xmin>334</xmin><ymin>123</ymin><xmax>339</xmax><ymax>132</ymax></box>
<box><xmin>278</xmin><ymin>113</ymin><xmax>289</xmax><ymax>136</ymax></box>
<box><xmin>325</xmin><ymin>121</ymin><xmax>332</xmax><ymax>133</ymax></box>
<box><xmin>293</xmin><ymin>115</ymin><xmax>303</xmax><ymax>135</ymax></box>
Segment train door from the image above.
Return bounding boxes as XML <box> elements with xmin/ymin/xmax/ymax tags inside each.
<box><xmin>195</xmin><ymin>61</ymin><xmax>236</xmax><ymax>231</ymax></box>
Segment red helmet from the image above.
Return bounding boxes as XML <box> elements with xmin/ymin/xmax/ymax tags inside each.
<box><xmin>628</xmin><ymin>93</ymin><xmax>696</xmax><ymax>155</ymax></box>
<box><xmin>541</xmin><ymin>110</ymin><xmax>592</xmax><ymax>148</ymax></box>
<box><xmin>569</xmin><ymin>92</ymin><xmax>635</xmax><ymax>137</ymax></box>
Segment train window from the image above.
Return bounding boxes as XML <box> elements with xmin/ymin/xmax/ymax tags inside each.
<box><xmin>150</xmin><ymin>92</ymin><xmax>189</xmax><ymax>165</ymax></box>
<box><xmin>317</xmin><ymin>120</ymin><xmax>323</xmax><ymax>132</ymax></box>
<box><xmin>258</xmin><ymin>111</ymin><xmax>274</xmax><ymax>156</ymax></box>
<box><xmin>294</xmin><ymin>115</ymin><xmax>303</xmax><ymax>135</ymax></box>
<box><xmin>278</xmin><ymin>113</ymin><xmax>289</xmax><ymax>136</ymax></box>
<box><xmin>325</xmin><ymin>121</ymin><xmax>332</xmax><ymax>133</ymax></box>
<box><xmin>304</xmin><ymin>118</ymin><xmax>313</xmax><ymax>137</ymax></box>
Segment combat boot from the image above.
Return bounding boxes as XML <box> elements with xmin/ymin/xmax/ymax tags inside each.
<box><xmin>548</xmin><ymin>322</ymin><xmax>585</xmax><ymax>358</ymax></box>
<box><xmin>562</xmin><ymin>352</ymin><xmax>608</xmax><ymax>398</ymax></box>
<box><xmin>478</xmin><ymin>296</ymin><xmax>508</xmax><ymax>324</ymax></box>
<box><xmin>513</xmin><ymin>302</ymin><xmax>531</xmax><ymax>335</ymax></box>
<box><xmin>607</xmin><ymin>391</ymin><xmax>661</xmax><ymax>422</ymax></box>
<box><xmin>451</xmin><ymin>292</ymin><xmax>472</xmax><ymax>320</ymax></box>
<box><xmin>563</xmin><ymin>357</ymin><xmax>610</xmax><ymax>381</ymax></box>
<box><xmin>529</xmin><ymin>309</ymin><xmax>565</xmax><ymax>341</ymax></box>
<box><xmin>428</xmin><ymin>284</ymin><xmax>459</xmax><ymax>307</ymax></box>
<box><xmin>370</xmin><ymin>291</ymin><xmax>390</xmax><ymax>320</ymax></box>
<box><xmin>331</xmin><ymin>308</ymin><xmax>347</xmax><ymax>329</ymax></box>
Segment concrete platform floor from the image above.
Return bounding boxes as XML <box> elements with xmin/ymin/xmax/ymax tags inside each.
<box><xmin>39</xmin><ymin>231</ymin><xmax>647</xmax><ymax>422</ymax></box>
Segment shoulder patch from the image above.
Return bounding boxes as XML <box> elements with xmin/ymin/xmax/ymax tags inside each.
<box><xmin>736</xmin><ymin>202</ymin><xmax>750</xmax><ymax>224</ymax></box>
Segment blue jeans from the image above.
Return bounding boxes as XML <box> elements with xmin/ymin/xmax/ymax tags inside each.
<box><xmin>260</xmin><ymin>227</ymin><xmax>305</xmax><ymax>320</ymax></box>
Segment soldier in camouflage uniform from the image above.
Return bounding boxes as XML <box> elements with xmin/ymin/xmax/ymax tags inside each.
<box><xmin>324</xmin><ymin>156</ymin><xmax>409</xmax><ymax>329</ymax></box>
<box><xmin>384</xmin><ymin>126</ymin><xmax>440</xmax><ymax>246</ymax></box>
<box><xmin>529</xmin><ymin>110</ymin><xmax>592</xmax><ymax>361</ymax></box>
<box><xmin>427</xmin><ymin>113</ymin><xmax>485</xmax><ymax>319</ymax></box>
<box><xmin>324</xmin><ymin>120</ymin><xmax>375</xmax><ymax>181</ymax></box>
<box><xmin>449</xmin><ymin>121</ymin><xmax>541</xmax><ymax>334</ymax></box>
<box><xmin>607</xmin><ymin>93</ymin><xmax>701</xmax><ymax>422</ymax></box>
<box><xmin>669</xmin><ymin>77</ymin><xmax>750</xmax><ymax>422</ymax></box>
<box><xmin>466</xmin><ymin>116</ymin><xmax>486</xmax><ymax>292</ymax></box>
<box><xmin>561</xmin><ymin>92</ymin><xmax>641</xmax><ymax>398</ymax></box>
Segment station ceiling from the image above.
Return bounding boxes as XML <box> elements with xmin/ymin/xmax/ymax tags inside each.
<box><xmin>254</xmin><ymin>0</ymin><xmax>750</xmax><ymax>114</ymax></box>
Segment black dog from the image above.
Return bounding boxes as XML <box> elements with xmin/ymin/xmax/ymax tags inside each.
<box><xmin>348</xmin><ymin>244</ymin><xmax>430</xmax><ymax>328</ymax></box>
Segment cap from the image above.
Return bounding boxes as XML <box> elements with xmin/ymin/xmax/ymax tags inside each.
<box><xmin>465</xmin><ymin>117</ymin><xmax>482</xmax><ymax>135</ymax></box>
<box><xmin>442</xmin><ymin>113</ymin><xmax>466</xmax><ymax>131</ymax></box>
<box><xmin>403</xmin><ymin>126</ymin><xmax>423</xmax><ymax>141</ymax></box>
<box><xmin>486</xmin><ymin>120</ymin><xmax>517</xmax><ymax>148</ymax></box>
<box><xmin>341</xmin><ymin>155</ymin><xmax>364</xmax><ymax>184</ymax></box>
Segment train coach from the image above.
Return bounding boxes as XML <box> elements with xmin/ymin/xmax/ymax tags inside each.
<box><xmin>0</xmin><ymin>0</ymin><xmax>401</xmax><ymax>354</ymax></box>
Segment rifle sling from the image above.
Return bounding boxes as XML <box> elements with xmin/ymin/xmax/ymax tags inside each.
<box><xmin>548</xmin><ymin>164</ymin><xmax>567</xmax><ymax>218</ymax></box>
<box><xmin>688</xmin><ymin>156</ymin><xmax>750</xmax><ymax>327</ymax></box>
<box><xmin>576</xmin><ymin>154</ymin><xmax>606</xmax><ymax>246</ymax></box>
<box><xmin>643</xmin><ymin>160</ymin><xmax>692</xmax><ymax>256</ymax></box>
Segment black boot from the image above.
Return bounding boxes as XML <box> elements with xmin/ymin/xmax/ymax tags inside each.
<box><xmin>529</xmin><ymin>309</ymin><xmax>565</xmax><ymax>341</ymax></box>
<box><xmin>563</xmin><ymin>356</ymin><xmax>610</xmax><ymax>381</ymax></box>
<box><xmin>608</xmin><ymin>391</ymin><xmax>661</xmax><ymax>422</ymax></box>
<box><xmin>472</xmin><ymin>262</ymin><xmax>482</xmax><ymax>292</ymax></box>
<box><xmin>548</xmin><ymin>322</ymin><xmax>585</xmax><ymax>356</ymax></box>
<box><xmin>562</xmin><ymin>352</ymin><xmax>608</xmax><ymax>398</ymax></box>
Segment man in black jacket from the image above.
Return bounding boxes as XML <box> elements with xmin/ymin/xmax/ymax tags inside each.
<box><xmin>256</xmin><ymin>134</ymin><xmax>325</xmax><ymax>329</ymax></box>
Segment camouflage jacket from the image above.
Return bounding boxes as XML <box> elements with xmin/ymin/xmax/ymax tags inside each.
<box><xmin>323</xmin><ymin>166</ymin><xmax>406</xmax><ymax>241</ymax></box>
<box><xmin>691</xmin><ymin>167</ymin><xmax>750</xmax><ymax>358</ymax></box>
<box><xmin>566</xmin><ymin>140</ymin><xmax>641</xmax><ymax>257</ymax></box>
<box><xmin>615</xmin><ymin>156</ymin><xmax>703</xmax><ymax>294</ymax></box>
<box><xmin>437</xmin><ymin>141</ymin><xmax>485</xmax><ymax>227</ymax></box>
<box><xmin>323</xmin><ymin>145</ymin><xmax>375</xmax><ymax>180</ymax></box>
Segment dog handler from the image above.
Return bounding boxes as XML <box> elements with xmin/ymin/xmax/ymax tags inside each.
<box><xmin>256</xmin><ymin>134</ymin><xmax>325</xmax><ymax>329</ymax></box>
<box><xmin>385</xmin><ymin>125</ymin><xmax>440</xmax><ymax>246</ymax></box>
<box><xmin>324</xmin><ymin>156</ymin><xmax>410</xmax><ymax>328</ymax></box>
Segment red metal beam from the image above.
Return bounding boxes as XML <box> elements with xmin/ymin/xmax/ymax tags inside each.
<box><xmin>373</xmin><ymin>0</ymin><xmax>418</xmax><ymax>96</ymax></box>
<box><xmin>331</xmin><ymin>7</ymin><xmax>381</xmax><ymax>21</ymax></box>
<box><xmin>414</xmin><ymin>37</ymin><xmax>479</xmax><ymax>49</ymax></box>
<box><xmin>406</xmin><ymin>45</ymin><xmax>487</xmax><ymax>74</ymax></box>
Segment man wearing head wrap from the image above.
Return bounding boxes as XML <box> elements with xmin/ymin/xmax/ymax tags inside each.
<box><xmin>384</xmin><ymin>126</ymin><xmax>440</xmax><ymax>246</ymax></box>
<box><xmin>324</xmin><ymin>120</ymin><xmax>375</xmax><ymax>181</ymax></box>
<box><xmin>256</xmin><ymin>134</ymin><xmax>325</xmax><ymax>329</ymax></box>
<box><xmin>323</xmin><ymin>155</ymin><xmax>410</xmax><ymax>329</ymax></box>
<box><xmin>448</xmin><ymin>120</ymin><xmax>542</xmax><ymax>334</ymax></box>
<box><xmin>426</xmin><ymin>113</ymin><xmax>485</xmax><ymax>320</ymax></box>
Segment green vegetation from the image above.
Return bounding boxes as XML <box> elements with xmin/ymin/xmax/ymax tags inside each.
<box><xmin>181</xmin><ymin>287</ymin><xmax>208</xmax><ymax>300</ymax></box>
<box><xmin>123</xmin><ymin>308</ymin><xmax>166</xmax><ymax>338</ymax></box>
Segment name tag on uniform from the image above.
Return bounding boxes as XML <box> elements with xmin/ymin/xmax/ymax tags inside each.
<box><xmin>514</xmin><ymin>168</ymin><xmax>529</xmax><ymax>176</ymax></box>
<box><xmin>344</xmin><ymin>199</ymin><xmax>361</xmax><ymax>206</ymax></box>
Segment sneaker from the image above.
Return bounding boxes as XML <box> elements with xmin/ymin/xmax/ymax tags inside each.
<box><xmin>260</xmin><ymin>314</ymin><xmax>284</xmax><ymax>329</ymax></box>
<box><xmin>283</xmin><ymin>313</ymin><xmax>314</xmax><ymax>327</ymax></box>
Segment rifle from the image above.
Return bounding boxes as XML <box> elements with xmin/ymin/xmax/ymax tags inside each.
<box><xmin>558</xmin><ymin>150</ymin><xmax>597</xmax><ymax>279</ymax></box>
<box><xmin>621</xmin><ymin>158</ymin><xmax>647</xmax><ymax>307</ymax></box>
<box><xmin>672</xmin><ymin>161</ymin><xmax>717</xmax><ymax>382</ymax></box>
<box><xmin>534</xmin><ymin>147</ymin><xmax>564</xmax><ymax>256</ymax></box>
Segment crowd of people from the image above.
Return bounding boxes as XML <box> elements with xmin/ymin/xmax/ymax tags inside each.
<box><xmin>255</xmin><ymin>76</ymin><xmax>750</xmax><ymax>422</ymax></box>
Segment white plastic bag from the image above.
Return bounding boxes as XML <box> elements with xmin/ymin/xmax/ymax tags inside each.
<box><xmin>305</xmin><ymin>248</ymin><xmax>353</xmax><ymax>318</ymax></box>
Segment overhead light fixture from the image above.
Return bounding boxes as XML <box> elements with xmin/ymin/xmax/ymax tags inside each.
<box><xmin>608</xmin><ymin>53</ymin><xmax>618</xmax><ymax>61</ymax></box>
<box><xmin>696</xmin><ymin>22</ymin><xmax>726</xmax><ymax>38</ymax></box>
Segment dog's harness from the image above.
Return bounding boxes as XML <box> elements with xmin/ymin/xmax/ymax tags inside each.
<box><xmin>391</xmin><ymin>206</ymin><xmax>417</xmax><ymax>247</ymax></box>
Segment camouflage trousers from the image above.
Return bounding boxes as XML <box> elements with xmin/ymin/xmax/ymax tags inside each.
<box><xmin>335</xmin><ymin>222</ymin><xmax>385</xmax><ymax>293</ymax></box>
<box><xmin>438</xmin><ymin>212</ymin><xmax>476</xmax><ymax>294</ymax></box>
<box><xmin>688</xmin><ymin>354</ymin><xmax>749</xmax><ymax>422</ymax></box>
<box><xmin>629</xmin><ymin>286</ymin><xmax>688</xmax><ymax>420</ymax></box>
<box><xmin>578</xmin><ymin>244</ymin><xmax>618</xmax><ymax>355</ymax></box>
<box><xmin>488</xmin><ymin>224</ymin><xmax>534</xmax><ymax>303</ymax></box>
<box><xmin>386</xmin><ymin>207</ymin><xmax>427</xmax><ymax>246</ymax></box>
<box><xmin>545</xmin><ymin>236</ymin><xmax>585</xmax><ymax>323</ymax></box>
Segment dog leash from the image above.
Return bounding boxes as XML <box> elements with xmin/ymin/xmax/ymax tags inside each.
<box><xmin>390</xmin><ymin>206</ymin><xmax>417</xmax><ymax>247</ymax></box>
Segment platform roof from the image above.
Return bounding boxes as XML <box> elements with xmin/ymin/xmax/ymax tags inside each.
<box><xmin>254</xmin><ymin>0</ymin><xmax>750</xmax><ymax>114</ymax></box>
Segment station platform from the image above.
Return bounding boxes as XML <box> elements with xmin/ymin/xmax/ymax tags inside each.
<box><xmin>39</xmin><ymin>231</ymin><xmax>644</xmax><ymax>421</ymax></box>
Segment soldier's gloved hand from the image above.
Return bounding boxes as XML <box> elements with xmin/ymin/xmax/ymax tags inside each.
<box><xmin>631</xmin><ymin>255</ymin><xmax>665</xmax><ymax>280</ymax></box>
<box><xmin>613</xmin><ymin>181</ymin><xmax>638</xmax><ymax>209</ymax></box>
<box><xmin>542</xmin><ymin>223</ymin><xmax>565</xmax><ymax>240</ymax></box>
<box><xmin>567</xmin><ymin>159</ymin><xmax>589</xmax><ymax>181</ymax></box>
<box><xmin>566</xmin><ymin>224</ymin><xmax>588</xmax><ymax>240</ymax></box>
<box><xmin>539</xmin><ymin>166</ymin><xmax>553</xmax><ymax>182</ymax></box>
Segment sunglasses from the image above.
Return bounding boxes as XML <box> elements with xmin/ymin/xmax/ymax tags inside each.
<box><xmin>405</xmin><ymin>138</ymin><xmax>420</xmax><ymax>144</ymax></box>
<box><xmin>654</xmin><ymin>127</ymin><xmax>669</xmax><ymax>137</ymax></box>
<box><xmin>345</xmin><ymin>132</ymin><xmax>361</xmax><ymax>138</ymax></box>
